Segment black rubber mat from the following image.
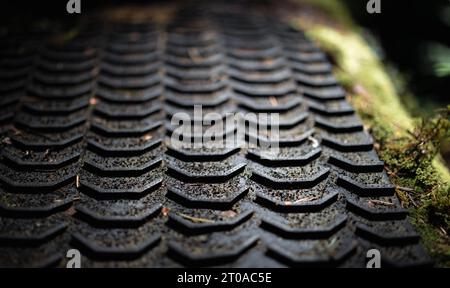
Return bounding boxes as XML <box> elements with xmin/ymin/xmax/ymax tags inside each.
<box><xmin>0</xmin><ymin>4</ymin><xmax>431</xmax><ymax>267</ymax></box>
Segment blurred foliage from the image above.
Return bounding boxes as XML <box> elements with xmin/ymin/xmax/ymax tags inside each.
<box><xmin>427</xmin><ymin>43</ymin><xmax>450</xmax><ymax>78</ymax></box>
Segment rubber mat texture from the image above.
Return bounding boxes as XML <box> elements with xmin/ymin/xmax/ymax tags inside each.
<box><xmin>0</xmin><ymin>4</ymin><xmax>431</xmax><ymax>267</ymax></box>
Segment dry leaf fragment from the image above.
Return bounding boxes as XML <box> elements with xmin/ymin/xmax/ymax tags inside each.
<box><xmin>1</xmin><ymin>137</ymin><xmax>11</xmax><ymax>145</ymax></box>
<box><xmin>220</xmin><ymin>210</ymin><xmax>237</xmax><ymax>218</ymax></box>
<box><xmin>328</xmin><ymin>237</ymin><xmax>337</xmax><ymax>248</ymax></box>
<box><xmin>43</xmin><ymin>149</ymin><xmax>50</xmax><ymax>160</ymax></box>
<box><xmin>284</xmin><ymin>195</ymin><xmax>320</xmax><ymax>206</ymax></box>
<box><xmin>269</xmin><ymin>96</ymin><xmax>278</xmax><ymax>106</ymax></box>
<box><xmin>405</xmin><ymin>192</ymin><xmax>418</xmax><ymax>208</ymax></box>
<box><xmin>162</xmin><ymin>207</ymin><xmax>170</xmax><ymax>217</ymax></box>
<box><xmin>308</xmin><ymin>136</ymin><xmax>319</xmax><ymax>148</ymax></box>
<box><xmin>353</xmin><ymin>84</ymin><xmax>370</xmax><ymax>98</ymax></box>
<box><xmin>188</xmin><ymin>48</ymin><xmax>204</xmax><ymax>63</ymax></box>
<box><xmin>397</xmin><ymin>186</ymin><xmax>415</xmax><ymax>192</ymax></box>
<box><xmin>263</xmin><ymin>59</ymin><xmax>274</xmax><ymax>65</ymax></box>
<box><xmin>368</xmin><ymin>199</ymin><xmax>395</xmax><ymax>207</ymax></box>
<box><xmin>65</xmin><ymin>206</ymin><xmax>77</xmax><ymax>216</ymax></box>
<box><xmin>11</xmin><ymin>126</ymin><xmax>21</xmax><ymax>135</ymax></box>
<box><xmin>179</xmin><ymin>213</ymin><xmax>215</xmax><ymax>224</ymax></box>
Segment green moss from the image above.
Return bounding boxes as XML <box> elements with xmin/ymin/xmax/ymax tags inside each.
<box><xmin>289</xmin><ymin>0</ymin><xmax>450</xmax><ymax>266</ymax></box>
<box><xmin>305</xmin><ymin>28</ymin><xmax>414</xmax><ymax>131</ymax></box>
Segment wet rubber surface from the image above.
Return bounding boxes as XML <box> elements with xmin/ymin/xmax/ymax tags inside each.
<box><xmin>0</xmin><ymin>4</ymin><xmax>431</xmax><ymax>267</ymax></box>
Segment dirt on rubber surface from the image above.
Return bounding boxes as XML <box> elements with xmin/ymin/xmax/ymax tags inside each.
<box><xmin>0</xmin><ymin>1</ymin><xmax>431</xmax><ymax>267</ymax></box>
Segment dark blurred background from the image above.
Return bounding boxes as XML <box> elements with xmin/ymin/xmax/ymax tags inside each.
<box><xmin>2</xmin><ymin>0</ymin><xmax>448</xmax><ymax>109</ymax></box>
<box><xmin>344</xmin><ymin>0</ymin><xmax>450</xmax><ymax>113</ymax></box>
